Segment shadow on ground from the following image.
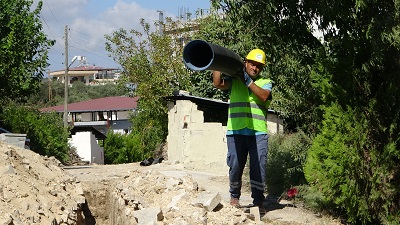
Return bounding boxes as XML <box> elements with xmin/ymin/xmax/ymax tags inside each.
<box><xmin>264</xmin><ymin>194</ymin><xmax>287</xmax><ymax>211</ymax></box>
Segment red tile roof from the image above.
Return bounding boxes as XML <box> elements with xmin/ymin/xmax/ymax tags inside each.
<box><xmin>40</xmin><ymin>96</ymin><xmax>138</xmax><ymax>113</ymax></box>
<box><xmin>69</xmin><ymin>66</ymin><xmax>118</xmax><ymax>71</ymax></box>
<box><xmin>51</xmin><ymin>66</ymin><xmax>118</xmax><ymax>73</ymax></box>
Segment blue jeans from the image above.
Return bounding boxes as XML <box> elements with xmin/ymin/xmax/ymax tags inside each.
<box><xmin>226</xmin><ymin>134</ymin><xmax>269</xmax><ymax>206</ymax></box>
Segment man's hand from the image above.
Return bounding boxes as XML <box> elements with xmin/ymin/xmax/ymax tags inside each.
<box><xmin>213</xmin><ymin>71</ymin><xmax>231</xmax><ymax>90</ymax></box>
<box><xmin>241</xmin><ymin>71</ymin><xmax>253</xmax><ymax>87</ymax></box>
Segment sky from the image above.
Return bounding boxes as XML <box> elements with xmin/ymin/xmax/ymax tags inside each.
<box><xmin>36</xmin><ymin>0</ymin><xmax>212</xmax><ymax>73</ymax></box>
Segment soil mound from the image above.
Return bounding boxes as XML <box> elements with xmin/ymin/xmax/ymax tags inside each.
<box><xmin>0</xmin><ymin>141</ymin><xmax>342</xmax><ymax>225</ymax></box>
<box><xmin>0</xmin><ymin>142</ymin><xmax>87</xmax><ymax>225</ymax></box>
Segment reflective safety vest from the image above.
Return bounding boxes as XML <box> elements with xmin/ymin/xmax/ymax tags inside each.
<box><xmin>227</xmin><ymin>77</ymin><xmax>271</xmax><ymax>132</ymax></box>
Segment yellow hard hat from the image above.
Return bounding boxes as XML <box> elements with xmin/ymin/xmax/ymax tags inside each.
<box><xmin>246</xmin><ymin>49</ymin><xmax>266</xmax><ymax>65</ymax></box>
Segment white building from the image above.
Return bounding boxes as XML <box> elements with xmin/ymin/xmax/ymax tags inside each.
<box><xmin>41</xmin><ymin>96</ymin><xmax>138</xmax><ymax>164</ymax></box>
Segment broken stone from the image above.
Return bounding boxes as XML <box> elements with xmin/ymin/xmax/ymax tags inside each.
<box><xmin>133</xmin><ymin>207</ymin><xmax>163</xmax><ymax>225</ymax></box>
<box><xmin>192</xmin><ymin>192</ymin><xmax>221</xmax><ymax>212</ymax></box>
<box><xmin>3</xmin><ymin>165</ymin><xmax>15</xmax><ymax>175</ymax></box>
<box><xmin>167</xmin><ymin>189</ymin><xmax>186</xmax><ymax>210</ymax></box>
<box><xmin>0</xmin><ymin>214</ymin><xmax>13</xmax><ymax>225</ymax></box>
<box><xmin>249</xmin><ymin>206</ymin><xmax>261</xmax><ymax>223</ymax></box>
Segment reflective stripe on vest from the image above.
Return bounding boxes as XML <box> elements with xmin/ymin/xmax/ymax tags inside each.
<box><xmin>227</xmin><ymin>77</ymin><xmax>271</xmax><ymax>132</ymax></box>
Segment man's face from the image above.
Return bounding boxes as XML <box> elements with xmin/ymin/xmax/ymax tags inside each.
<box><xmin>245</xmin><ymin>60</ymin><xmax>264</xmax><ymax>77</ymax></box>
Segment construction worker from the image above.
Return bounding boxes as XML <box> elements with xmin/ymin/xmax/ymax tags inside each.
<box><xmin>212</xmin><ymin>49</ymin><xmax>272</xmax><ymax>213</ymax></box>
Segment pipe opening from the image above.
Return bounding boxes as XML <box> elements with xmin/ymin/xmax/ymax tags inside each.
<box><xmin>183</xmin><ymin>40</ymin><xmax>213</xmax><ymax>70</ymax></box>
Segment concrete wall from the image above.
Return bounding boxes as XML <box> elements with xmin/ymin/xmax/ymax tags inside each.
<box><xmin>69</xmin><ymin>132</ymin><xmax>104</xmax><ymax>164</ymax></box>
<box><xmin>0</xmin><ymin>133</ymin><xmax>27</xmax><ymax>149</ymax></box>
<box><xmin>167</xmin><ymin>100</ymin><xmax>284</xmax><ymax>176</ymax></box>
<box><xmin>266</xmin><ymin>113</ymin><xmax>284</xmax><ymax>135</ymax></box>
<box><xmin>167</xmin><ymin>100</ymin><xmax>228</xmax><ymax>175</ymax></box>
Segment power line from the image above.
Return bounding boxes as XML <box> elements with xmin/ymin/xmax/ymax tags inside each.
<box><xmin>41</xmin><ymin>18</ymin><xmax>64</xmax><ymax>48</ymax></box>
<box><xmin>50</xmin><ymin>45</ymin><xmax>65</xmax><ymax>55</ymax></box>
<box><xmin>38</xmin><ymin>10</ymin><xmax>62</xmax><ymax>38</ymax></box>
<box><xmin>69</xmin><ymin>28</ymin><xmax>109</xmax><ymax>44</ymax></box>
<box><xmin>63</xmin><ymin>27</ymin><xmax>114</xmax><ymax>63</ymax></box>
<box><xmin>43</xmin><ymin>0</ymin><xmax>64</xmax><ymax>30</ymax></box>
<box><xmin>32</xmin><ymin>0</ymin><xmax>117</xmax><ymax>68</ymax></box>
<box><xmin>69</xmin><ymin>32</ymin><xmax>107</xmax><ymax>49</ymax></box>
<box><xmin>69</xmin><ymin>40</ymin><xmax>115</xmax><ymax>64</ymax></box>
<box><xmin>36</xmin><ymin>1</ymin><xmax>64</xmax><ymax>50</ymax></box>
<box><xmin>48</xmin><ymin>57</ymin><xmax>62</xmax><ymax>64</ymax></box>
<box><xmin>32</xmin><ymin>0</ymin><xmax>66</xmax><ymax>70</ymax></box>
<box><xmin>69</xmin><ymin>38</ymin><xmax>110</xmax><ymax>57</ymax></box>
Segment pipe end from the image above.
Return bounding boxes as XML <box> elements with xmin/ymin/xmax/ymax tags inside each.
<box><xmin>183</xmin><ymin>40</ymin><xmax>214</xmax><ymax>71</ymax></box>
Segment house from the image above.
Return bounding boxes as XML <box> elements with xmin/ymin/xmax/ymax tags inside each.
<box><xmin>41</xmin><ymin>96</ymin><xmax>137</xmax><ymax>134</ymax></box>
<box><xmin>40</xmin><ymin>96</ymin><xmax>138</xmax><ymax>164</ymax></box>
<box><xmin>49</xmin><ymin>64</ymin><xmax>120</xmax><ymax>86</ymax></box>
<box><xmin>165</xmin><ymin>91</ymin><xmax>284</xmax><ymax>175</ymax></box>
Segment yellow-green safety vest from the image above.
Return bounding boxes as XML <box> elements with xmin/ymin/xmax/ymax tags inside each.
<box><xmin>227</xmin><ymin>77</ymin><xmax>272</xmax><ymax>132</ymax></box>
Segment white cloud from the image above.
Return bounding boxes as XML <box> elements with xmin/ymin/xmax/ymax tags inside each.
<box><xmin>39</xmin><ymin>0</ymin><xmax>160</xmax><ymax>71</ymax></box>
<box><xmin>40</xmin><ymin>0</ymin><xmax>89</xmax><ymax>26</ymax></box>
<box><xmin>69</xmin><ymin>0</ymin><xmax>159</xmax><ymax>42</ymax></box>
<box><xmin>103</xmin><ymin>0</ymin><xmax>159</xmax><ymax>31</ymax></box>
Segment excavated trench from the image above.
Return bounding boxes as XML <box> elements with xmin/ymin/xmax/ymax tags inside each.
<box><xmin>61</xmin><ymin>165</ymin><xmax>124</xmax><ymax>225</ymax></box>
<box><xmin>65</xmin><ymin>165</ymin><xmax>252</xmax><ymax>225</ymax></box>
<box><xmin>74</xmin><ymin>171</ymin><xmax>202</xmax><ymax>225</ymax></box>
<box><xmin>0</xmin><ymin>142</ymin><xmax>338</xmax><ymax>225</ymax></box>
<box><xmin>81</xmin><ymin>180</ymin><xmax>113</xmax><ymax>225</ymax></box>
<box><xmin>63</xmin><ymin>164</ymin><xmax>335</xmax><ymax>225</ymax></box>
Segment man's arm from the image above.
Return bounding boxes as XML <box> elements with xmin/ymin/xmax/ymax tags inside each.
<box><xmin>212</xmin><ymin>71</ymin><xmax>231</xmax><ymax>90</ymax></box>
<box><xmin>248</xmin><ymin>82</ymin><xmax>271</xmax><ymax>102</ymax></box>
<box><xmin>240</xmin><ymin>71</ymin><xmax>271</xmax><ymax>102</ymax></box>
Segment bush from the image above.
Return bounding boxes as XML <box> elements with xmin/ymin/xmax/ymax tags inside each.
<box><xmin>0</xmin><ymin>100</ymin><xmax>70</xmax><ymax>162</ymax></box>
<box><xmin>104</xmin><ymin>131</ymin><xmax>152</xmax><ymax>164</ymax></box>
<box><xmin>304</xmin><ymin>104</ymin><xmax>400</xmax><ymax>224</ymax></box>
<box><xmin>129</xmin><ymin>110</ymin><xmax>167</xmax><ymax>159</ymax></box>
<box><xmin>266</xmin><ymin>131</ymin><xmax>310</xmax><ymax>196</ymax></box>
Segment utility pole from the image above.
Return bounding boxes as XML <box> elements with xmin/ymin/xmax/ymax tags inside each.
<box><xmin>48</xmin><ymin>69</ymin><xmax>52</xmax><ymax>101</ymax></box>
<box><xmin>63</xmin><ymin>25</ymin><xmax>69</xmax><ymax>128</ymax></box>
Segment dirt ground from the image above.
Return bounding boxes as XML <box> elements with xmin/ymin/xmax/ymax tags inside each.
<box><xmin>65</xmin><ymin>161</ymin><xmax>342</xmax><ymax>225</ymax></box>
<box><xmin>0</xmin><ymin>141</ymin><xmax>343</xmax><ymax>225</ymax></box>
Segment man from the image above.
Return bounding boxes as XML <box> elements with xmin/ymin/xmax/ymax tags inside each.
<box><xmin>212</xmin><ymin>49</ymin><xmax>272</xmax><ymax>211</ymax></box>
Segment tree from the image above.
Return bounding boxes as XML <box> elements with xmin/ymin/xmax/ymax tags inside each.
<box><xmin>303</xmin><ymin>0</ymin><xmax>400</xmax><ymax>223</ymax></box>
<box><xmin>27</xmin><ymin>81</ymin><xmax>127</xmax><ymax>107</ymax></box>
<box><xmin>203</xmin><ymin>1</ymin><xmax>400</xmax><ymax>223</ymax></box>
<box><xmin>105</xmin><ymin>18</ymin><xmax>193</xmax><ymax>160</ymax></box>
<box><xmin>104</xmin><ymin>131</ymin><xmax>148</xmax><ymax>164</ymax></box>
<box><xmin>194</xmin><ymin>1</ymin><xmax>325</xmax><ymax>134</ymax></box>
<box><xmin>0</xmin><ymin>100</ymin><xmax>70</xmax><ymax>163</ymax></box>
<box><xmin>0</xmin><ymin>0</ymin><xmax>54</xmax><ymax>101</ymax></box>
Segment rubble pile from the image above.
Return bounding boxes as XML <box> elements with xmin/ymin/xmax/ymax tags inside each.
<box><xmin>0</xmin><ymin>140</ymin><xmax>340</xmax><ymax>225</ymax></box>
<box><xmin>107</xmin><ymin>169</ymin><xmax>254</xmax><ymax>225</ymax></box>
<box><xmin>0</xmin><ymin>142</ymin><xmax>88</xmax><ymax>225</ymax></box>
<box><xmin>0</xmin><ymin>141</ymin><xmax>259</xmax><ymax>225</ymax></box>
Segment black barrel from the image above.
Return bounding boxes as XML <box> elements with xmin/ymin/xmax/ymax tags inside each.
<box><xmin>183</xmin><ymin>40</ymin><xmax>244</xmax><ymax>77</ymax></box>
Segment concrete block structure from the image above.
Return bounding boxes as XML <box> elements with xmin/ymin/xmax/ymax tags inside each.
<box><xmin>167</xmin><ymin>100</ymin><xmax>228</xmax><ymax>175</ymax></box>
<box><xmin>166</xmin><ymin>93</ymin><xmax>283</xmax><ymax>175</ymax></box>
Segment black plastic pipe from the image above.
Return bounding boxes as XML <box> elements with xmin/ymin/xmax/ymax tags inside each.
<box><xmin>183</xmin><ymin>40</ymin><xmax>244</xmax><ymax>77</ymax></box>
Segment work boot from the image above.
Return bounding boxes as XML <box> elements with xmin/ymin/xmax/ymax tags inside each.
<box><xmin>230</xmin><ymin>197</ymin><xmax>240</xmax><ymax>208</ymax></box>
<box><xmin>252</xmin><ymin>201</ymin><xmax>266</xmax><ymax>215</ymax></box>
<box><xmin>258</xmin><ymin>206</ymin><xmax>266</xmax><ymax>215</ymax></box>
